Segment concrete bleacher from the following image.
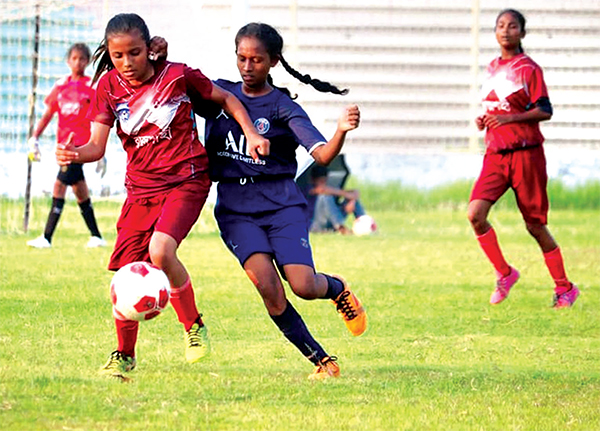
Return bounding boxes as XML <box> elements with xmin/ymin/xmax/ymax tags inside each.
<box><xmin>197</xmin><ymin>0</ymin><xmax>600</xmax><ymax>153</ymax></box>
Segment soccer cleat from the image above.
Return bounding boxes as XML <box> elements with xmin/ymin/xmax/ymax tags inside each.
<box><xmin>27</xmin><ymin>235</ymin><xmax>51</xmax><ymax>249</ymax></box>
<box><xmin>308</xmin><ymin>356</ymin><xmax>340</xmax><ymax>380</ymax></box>
<box><xmin>490</xmin><ymin>267</ymin><xmax>520</xmax><ymax>304</ymax></box>
<box><xmin>99</xmin><ymin>350</ymin><xmax>136</xmax><ymax>381</ymax></box>
<box><xmin>332</xmin><ymin>276</ymin><xmax>367</xmax><ymax>336</ymax></box>
<box><xmin>553</xmin><ymin>284</ymin><xmax>580</xmax><ymax>309</ymax></box>
<box><xmin>185</xmin><ymin>320</ymin><xmax>210</xmax><ymax>363</ymax></box>
<box><xmin>87</xmin><ymin>236</ymin><xmax>107</xmax><ymax>248</ymax></box>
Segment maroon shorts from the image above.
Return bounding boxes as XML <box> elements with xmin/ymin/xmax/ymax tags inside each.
<box><xmin>108</xmin><ymin>175</ymin><xmax>211</xmax><ymax>271</ymax></box>
<box><xmin>470</xmin><ymin>145</ymin><xmax>548</xmax><ymax>225</ymax></box>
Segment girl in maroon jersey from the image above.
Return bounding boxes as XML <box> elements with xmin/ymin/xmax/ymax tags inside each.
<box><xmin>56</xmin><ymin>13</ymin><xmax>269</xmax><ymax>379</ymax></box>
<box><xmin>468</xmin><ymin>9</ymin><xmax>578</xmax><ymax>308</ymax></box>
<box><xmin>26</xmin><ymin>43</ymin><xmax>106</xmax><ymax>249</ymax></box>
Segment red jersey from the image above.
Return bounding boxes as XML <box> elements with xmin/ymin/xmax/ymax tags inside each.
<box><xmin>88</xmin><ymin>62</ymin><xmax>213</xmax><ymax>197</ymax></box>
<box><xmin>480</xmin><ymin>53</ymin><xmax>549</xmax><ymax>153</ymax></box>
<box><xmin>45</xmin><ymin>75</ymin><xmax>94</xmax><ymax>147</ymax></box>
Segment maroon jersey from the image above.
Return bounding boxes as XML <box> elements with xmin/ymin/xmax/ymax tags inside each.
<box><xmin>88</xmin><ymin>61</ymin><xmax>212</xmax><ymax>197</ymax></box>
<box><xmin>45</xmin><ymin>75</ymin><xmax>94</xmax><ymax>147</ymax></box>
<box><xmin>480</xmin><ymin>53</ymin><xmax>549</xmax><ymax>153</ymax></box>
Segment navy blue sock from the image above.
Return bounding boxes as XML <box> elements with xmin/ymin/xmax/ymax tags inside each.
<box><xmin>323</xmin><ymin>274</ymin><xmax>345</xmax><ymax>300</ymax></box>
<box><xmin>44</xmin><ymin>197</ymin><xmax>64</xmax><ymax>242</ymax></box>
<box><xmin>270</xmin><ymin>301</ymin><xmax>327</xmax><ymax>365</ymax></box>
<box><xmin>78</xmin><ymin>198</ymin><xmax>102</xmax><ymax>238</ymax></box>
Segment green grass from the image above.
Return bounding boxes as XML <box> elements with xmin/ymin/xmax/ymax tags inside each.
<box><xmin>0</xmin><ymin>192</ymin><xmax>599</xmax><ymax>431</ymax></box>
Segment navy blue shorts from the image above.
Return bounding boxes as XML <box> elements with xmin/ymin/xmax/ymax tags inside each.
<box><xmin>215</xmin><ymin>205</ymin><xmax>315</xmax><ymax>270</ymax></box>
<box><xmin>57</xmin><ymin>163</ymin><xmax>85</xmax><ymax>186</ymax></box>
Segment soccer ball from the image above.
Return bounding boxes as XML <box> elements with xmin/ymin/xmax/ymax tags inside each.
<box><xmin>110</xmin><ymin>262</ymin><xmax>171</xmax><ymax>321</ymax></box>
<box><xmin>352</xmin><ymin>215</ymin><xmax>377</xmax><ymax>236</ymax></box>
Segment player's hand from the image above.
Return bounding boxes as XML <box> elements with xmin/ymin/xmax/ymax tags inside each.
<box><xmin>95</xmin><ymin>156</ymin><xmax>107</xmax><ymax>178</ymax></box>
<box><xmin>149</xmin><ymin>36</ymin><xmax>168</xmax><ymax>61</ymax></box>
<box><xmin>55</xmin><ymin>132</ymin><xmax>77</xmax><ymax>166</ymax></box>
<box><xmin>481</xmin><ymin>113</ymin><xmax>512</xmax><ymax>129</ymax></box>
<box><xmin>27</xmin><ymin>137</ymin><xmax>41</xmax><ymax>162</ymax></box>
<box><xmin>475</xmin><ymin>115</ymin><xmax>486</xmax><ymax>131</ymax></box>
<box><xmin>337</xmin><ymin>104</ymin><xmax>360</xmax><ymax>132</ymax></box>
<box><xmin>246</xmin><ymin>134</ymin><xmax>270</xmax><ymax>162</ymax></box>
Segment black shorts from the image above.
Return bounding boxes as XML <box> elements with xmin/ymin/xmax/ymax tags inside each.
<box><xmin>57</xmin><ymin>163</ymin><xmax>85</xmax><ymax>186</ymax></box>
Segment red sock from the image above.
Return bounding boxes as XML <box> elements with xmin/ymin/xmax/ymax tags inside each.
<box><xmin>170</xmin><ymin>277</ymin><xmax>202</xmax><ymax>331</ymax></box>
<box><xmin>476</xmin><ymin>227</ymin><xmax>511</xmax><ymax>276</ymax></box>
<box><xmin>544</xmin><ymin>247</ymin><xmax>571</xmax><ymax>294</ymax></box>
<box><xmin>115</xmin><ymin>318</ymin><xmax>139</xmax><ymax>358</ymax></box>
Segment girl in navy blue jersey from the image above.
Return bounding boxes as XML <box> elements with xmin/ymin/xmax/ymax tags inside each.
<box><xmin>199</xmin><ymin>22</ymin><xmax>366</xmax><ymax>380</ymax></box>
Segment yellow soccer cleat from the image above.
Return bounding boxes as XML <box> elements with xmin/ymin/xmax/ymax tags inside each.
<box><xmin>185</xmin><ymin>321</ymin><xmax>210</xmax><ymax>363</ymax></box>
<box><xmin>99</xmin><ymin>350</ymin><xmax>136</xmax><ymax>381</ymax></box>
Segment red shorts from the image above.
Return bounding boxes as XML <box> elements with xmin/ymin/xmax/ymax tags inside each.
<box><xmin>108</xmin><ymin>175</ymin><xmax>211</xmax><ymax>271</ymax></box>
<box><xmin>470</xmin><ymin>145</ymin><xmax>548</xmax><ymax>225</ymax></box>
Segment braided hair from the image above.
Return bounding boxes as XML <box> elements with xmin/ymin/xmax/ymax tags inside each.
<box><xmin>235</xmin><ymin>23</ymin><xmax>348</xmax><ymax>98</ymax></box>
<box><xmin>92</xmin><ymin>13</ymin><xmax>151</xmax><ymax>84</ymax></box>
<box><xmin>496</xmin><ymin>9</ymin><xmax>526</xmax><ymax>54</ymax></box>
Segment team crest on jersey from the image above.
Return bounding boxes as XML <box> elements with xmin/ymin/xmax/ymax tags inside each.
<box><xmin>116</xmin><ymin>102</ymin><xmax>130</xmax><ymax>122</ymax></box>
<box><xmin>254</xmin><ymin>118</ymin><xmax>270</xmax><ymax>135</ymax></box>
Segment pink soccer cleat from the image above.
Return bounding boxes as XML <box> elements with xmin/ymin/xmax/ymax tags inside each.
<box><xmin>490</xmin><ymin>267</ymin><xmax>520</xmax><ymax>304</ymax></box>
<box><xmin>553</xmin><ymin>284</ymin><xmax>580</xmax><ymax>309</ymax></box>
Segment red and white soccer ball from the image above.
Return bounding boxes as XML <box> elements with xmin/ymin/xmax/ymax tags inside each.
<box><xmin>352</xmin><ymin>215</ymin><xmax>377</xmax><ymax>236</ymax></box>
<box><xmin>110</xmin><ymin>262</ymin><xmax>171</xmax><ymax>321</ymax></box>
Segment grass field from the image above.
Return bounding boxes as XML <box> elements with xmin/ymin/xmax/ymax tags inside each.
<box><xmin>0</xmin><ymin>190</ymin><xmax>599</xmax><ymax>431</ymax></box>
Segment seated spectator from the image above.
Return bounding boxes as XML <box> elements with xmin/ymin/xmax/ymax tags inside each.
<box><xmin>307</xmin><ymin>165</ymin><xmax>367</xmax><ymax>234</ymax></box>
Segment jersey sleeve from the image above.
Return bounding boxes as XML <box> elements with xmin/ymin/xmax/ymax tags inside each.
<box><xmin>280</xmin><ymin>99</ymin><xmax>327</xmax><ymax>154</ymax></box>
<box><xmin>184</xmin><ymin>65</ymin><xmax>213</xmax><ymax>102</ymax></box>
<box><xmin>86</xmin><ymin>75</ymin><xmax>116</xmax><ymax>127</ymax></box>
<box><xmin>527</xmin><ymin>64</ymin><xmax>549</xmax><ymax>104</ymax></box>
<box><xmin>43</xmin><ymin>82</ymin><xmax>60</xmax><ymax>113</ymax></box>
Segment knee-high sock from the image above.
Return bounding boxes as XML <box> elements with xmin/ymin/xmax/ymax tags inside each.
<box><xmin>115</xmin><ymin>318</ymin><xmax>139</xmax><ymax>358</ymax></box>
<box><xmin>476</xmin><ymin>227</ymin><xmax>511</xmax><ymax>277</ymax></box>
<box><xmin>170</xmin><ymin>277</ymin><xmax>202</xmax><ymax>331</ymax></box>
<box><xmin>270</xmin><ymin>300</ymin><xmax>327</xmax><ymax>365</ymax></box>
<box><xmin>544</xmin><ymin>247</ymin><xmax>571</xmax><ymax>294</ymax></box>
<box><xmin>322</xmin><ymin>274</ymin><xmax>344</xmax><ymax>300</ymax></box>
<box><xmin>78</xmin><ymin>198</ymin><xmax>102</xmax><ymax>238</ymax></box>
<box><xmin>44</xmin><ymin>197</ymin><xmax>65</xmax><ymax>242</ymax></box>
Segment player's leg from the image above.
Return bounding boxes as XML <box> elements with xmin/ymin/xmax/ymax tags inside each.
<box><xmin>26</xmin><ymin>174</ymin><xmax>67</xmax><ymax>248</ymax></box>
<box><xmin>72</xmin><ymin>178</ymin><xmax>105</xmax><ymax>247</ymax></box>
<box><xmin>151</xmin><ymin>177</ymin><xmax>211</xmax><ymax>362</ymax></box>
<box><xmin>311</xmin><ymin>194</ymin><xmax>350</xmax><ymax>234</ymax></box>
<box><xmin>243</xmin><ymin>253</ymin><xmax>339</xmax><ymax>379</ymax></box>
<box><xmin>271</xmin><ymin>205</ymin><xmax>367</xmax><ymax>336</ymax></box>
<box><xmin>468</xmin><ymin>153</ymin><xmax>519</xmax><ymax>304</ymax></box>
<box><xmin>513</xmin><ymin>147</ymin><xmax>579</xmax><ymax>307</ymax></box>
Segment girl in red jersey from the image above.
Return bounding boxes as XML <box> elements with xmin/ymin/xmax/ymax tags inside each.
<box><xmin>56</xmin><ymin>13</ymin><xmax>269</xmax><ymax>380</ymax></box>
<box><xmin>468</xmin><ymin>9</ymin><xmax>579</xmax><ymax>308</ymax></box>
<box><xmin>26</xmin><ymin>43</ymin><xmax>106</xmax><ymax>249</ymax></box>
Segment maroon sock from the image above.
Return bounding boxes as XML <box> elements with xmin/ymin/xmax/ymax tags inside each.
<box><xmin>476</xmin><ymin>227</ymin><xmax>511</xmax><ymax>276</ymax></box>
<box><xmin>544</xmin><ymin>247</ymin><xmax>571</xmax><ymax>295</ymax></box>
<box><xmin>170</xmin><ymin>277</ymin><xmax>201</xmax><ymax>331</ymax></box>
<box><xmin>115</xmin><ymin>318</ymin><xmax>139</xmax><ymax>358</ymax></box>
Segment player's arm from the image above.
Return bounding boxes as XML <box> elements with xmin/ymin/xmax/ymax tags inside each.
<box><xmin>311</xmin><ymin>104</ymin><xmax>360</xmax><ymax>166</ymax></box>
<box><xmin>55</xmin><ymin>122</ymin><xmax>110</xmax><ymax>166</ymax></box>
<box><xmin>482</xmin><ymin>104</ymin><xmax>551</xmax><ymax>129</ymax></box>
<box><xmin>32</xmin><ymin>106</ymin><xmax>55</xmax><ymax>139</ymax></box>
<box><xmin>209</xmin><ymin>84</ymin><xmax>270</xmax><ymax>160</ymax></box>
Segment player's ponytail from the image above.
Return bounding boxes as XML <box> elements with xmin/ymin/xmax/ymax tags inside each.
<box><xmin>496</xmin><ymin>9</ymin><xmax>526</xmax><ymax>54</ymax></box>
<box><xmin>235</xmin><ymin>22</ymin><xmax>348</xmax><ymax>98</ymax></box>
<box><xmin>92</xmin><ymin>13</ymin><xmax>151</xmax><ymax>84</ymax></box>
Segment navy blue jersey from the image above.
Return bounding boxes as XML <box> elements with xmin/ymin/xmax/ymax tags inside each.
<box><xmin>202</xmin><ymin>79</ymin><xmax>327</xmax><ymax>214</ymax></box>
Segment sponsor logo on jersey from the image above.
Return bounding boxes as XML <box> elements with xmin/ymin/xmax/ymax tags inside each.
<box><xmin>254</xmin><ymin>118</ymin><xmax>270</xmax><ymax>135</ymax></box>
<box><xmin>116</xmin><ymin>102</ymin><xmax>130</xmax><ymax>122</ymax></box>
